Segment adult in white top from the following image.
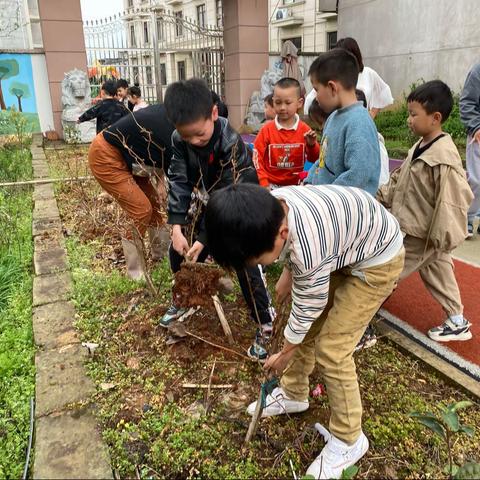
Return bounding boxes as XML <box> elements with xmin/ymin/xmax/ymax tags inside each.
<box><xmin>304</xmin><ymin>38</ymin><xmax>394</xmax><ymax>119</ymax></box>
<box><xmin>337</xmin><ymin>37</ymin><xmax>393</xmax><ymax>118</ymax></box>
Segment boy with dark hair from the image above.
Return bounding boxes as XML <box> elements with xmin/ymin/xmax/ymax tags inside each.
<box><xmin>263</xmin><ymin>93</ymin><xmax>275</xmax><ymax>121</ymax></box>
<box><xmin>254</xmin><ymin>77</ymin><xmax>319</xmax><ymax>188</ymax></box>
<box><xmin>116</xmin><ymin>78</ymin><xmax>135</xmax><ymax>111</ymax></box>
<box><xmin>305</xmin><ymin>49</ymin><xmax>380</xmax><ymax>196</ymax></box>
<box><xmin>378</xmin><ymin>80</ymin><xmax>474</xmax><ymax>341</ymax></box>
<box><xmin>78</xmin><ymin>80</ymin><xmax>127</xmax><ymax>134</ymax></box>
<box><xmin>205</xmin><ymin>183</ymin><xmax>404</xmax><ymax>479</ymax></box>
<box><xmin>162</xmin><ymin>78</ymin><xmax>275</xmax><ymax>359</ymax></box>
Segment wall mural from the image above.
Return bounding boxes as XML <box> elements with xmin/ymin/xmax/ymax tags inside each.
<box><xmin>0</xmin><ymin>53</ymin><xmax>40</xmax><ymax>134</ymax></box>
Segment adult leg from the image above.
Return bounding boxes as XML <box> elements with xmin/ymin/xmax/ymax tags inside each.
<box><xmin>466</xmin><ymin>134</ymin><xmax>480</xmax><ymax>223</ymax></box>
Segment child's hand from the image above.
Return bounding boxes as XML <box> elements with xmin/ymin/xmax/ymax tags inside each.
<box><xmin>186</xmin><ymin>240</ymin><xmax>204</xmax><ymax>263</ymax></box>
<box><xmin>172</xmin><ymin>226</ymin><xmax>189</xmax><ymax>257</ymax></box>
<box><xmin>304</xmin><ymin>129</ymin><xmax>318</xmax><ymax>147</ymax></box>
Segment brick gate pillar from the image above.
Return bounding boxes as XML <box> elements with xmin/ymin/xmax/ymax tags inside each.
<box><xmin>223</xmin><ymin>0</ymin><xmax>269</xmax><ymax>129</ymax></box>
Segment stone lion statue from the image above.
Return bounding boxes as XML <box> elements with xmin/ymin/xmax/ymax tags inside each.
<box><xmin>61</xmin><ymin>68</ymin><xmax>96</xmax><ymax>143</ymax></box>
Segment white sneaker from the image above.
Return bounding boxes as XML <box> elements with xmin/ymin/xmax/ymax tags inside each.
<box><xmin>246</xmin><ymin>387</ymin><xmax>309</xmax><ymax>418</ymax></box>
<box><xmin>306</xmin><ymin>423</ymin><xmax>369</xmax><ymax>479</ymax></box>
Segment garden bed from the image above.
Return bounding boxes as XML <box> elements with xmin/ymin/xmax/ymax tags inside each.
<box><xmin>0</xmin><ymin>143</ymin><xmax>35</xmax><ymax>478</ymax></box>
<box><xmin>45</xmin><ymin>144</ymin><xmax>480</xmax><ymax>479</ymax></box>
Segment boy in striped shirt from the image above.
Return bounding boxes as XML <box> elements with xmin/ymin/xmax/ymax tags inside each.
<box><xmin>205</xmin><ymin>183</ymin><xmax>404</xmax><ymax>479</ymax></box>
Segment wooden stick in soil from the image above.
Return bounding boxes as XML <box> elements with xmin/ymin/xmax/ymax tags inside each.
<box><xmin>212</xmin><ymin>295</ymin><xmax>234</xmax><ymax>345</ymax></box>
<box><xmin>181</xmin><ymin>383</ymin><xmax>233</xmax><ymax>389</ymax></box>
<box><xmin>132</xmin><ymin>229</ymin><xmax>157</xmax><ymax>296</ymax></box>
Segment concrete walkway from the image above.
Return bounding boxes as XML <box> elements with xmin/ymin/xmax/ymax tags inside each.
<box><xmin>30</xmin><ymin>135</ymin><xmax>112</xmax><ymax>479</ymax></box>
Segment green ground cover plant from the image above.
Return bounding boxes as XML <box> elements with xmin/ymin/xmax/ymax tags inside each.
<box><xmin>48</xmin><ymin>146</ymin><xmax>480</xmax><ymax>479</ymax></box>
<box><xmin>0</xmin><ymin>145</ymin><xmax>34</xmax><ymax>478</ymax></box>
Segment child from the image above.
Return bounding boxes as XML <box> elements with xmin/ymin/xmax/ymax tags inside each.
<box><xmin>127</xmin><ymin>85</ymin><xmax>148</xmax><ymax>112</ymax></box>
<box><xmin>78</xmin><ymin>80</ymin><xmax>128</xmax><ymax>134</ymax></box>
<box><xmin>161</xmin><ymin>78</ymin><xmax>275</xmax><ymax>360</ymax></box>
<box><xmin>460</xmin><ymin>62</ymin><xmax>480</xmax><ymax>237</ymax></box>
<box><xmin>253</xmin><ymin>77</ymin><xmax>319</xmax><ymax>188</ymax></box>
<box><xmin>305</xmin><ymin>49</ymin><xmax>380</xmax><ymax>196</ymax></box>
<box><xmin>263</xmin><ymin>93</ymin><xmax>276</xmax><ymax>121</ymax></box>
<box><xmin>204</xmin><ymin>183</ymin><xmax>404</xmax><ymax>479</ymax></box>
<box><xmin>89</xmin><ymin>103</ymin><xmax>175</xmax><ymax>279</ymax></box>
<box><xmin>378</xmin><ymin>80</ymin><xmax>473</xmax><ymax>341</ymax></box>
<box><xmin>355</xmin><ymin>88</ymin><xmax>390</xmax><ymax>187</ymax></box>
<box><xmin>116</xmin><ymin>78</ymin><xmax>134</xmax><ymax>111</ymax></box>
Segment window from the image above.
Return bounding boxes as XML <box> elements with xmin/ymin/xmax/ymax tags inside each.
<box><xmin>216</xmin><ymin>0</ymin><xmax>223</xmax><ymax>27</ymax></box>
<box><xmin>127</xmin><ymin>0</ymin><xmax>133</xmax><ymax>7</ymax></box>
<box><xmin>327</xmin><ymin>31</ymin><xmax>337</xmax><ymax>50</ymax></box>
<box><xmin>197</xmin><ymin>4</ymin><xmax>206</xmax><ymax>28</ymax></box>
<box><xmin>146</xmin><ymin>66</ymin><xmax>153</xmax><ymax>84</ymax></box>
<box><xmin>157</xmin><ymin>19</ymin><xmax>164</xmax><ymax>41</ymax></box>
<box><xmin>130</xmin><ymin>24</ymin><xmax>136</xmax><ymax>47</ymax></box>
<box><xmin>175</xmin><ymin>11</ymin><xmax>183</xmax><ymax>36</ymax></box>
<box><xmin>143</xmin><ymin>22</ymin><xmax>149</xmax><ymax>44</ymax></box>
<box><xmin>132</xmin><ymin>66</ymin><xmax>139</xmax><ymax>83</ymax></box>
<box><xmin>177</xmin><ymin>60</ymin><xmax>186</xmax><ymax>81</ymax></box>
<box><xmin>282</xmin><ymin>37</ymin><xmax>301</xmax><ymax>53</ymax></box>
<box><xmin>160</xmin><ymin>63</ymin><xmax>167</xmax><ymax>85</ymax></box>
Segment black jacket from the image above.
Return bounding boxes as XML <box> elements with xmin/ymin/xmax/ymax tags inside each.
<box><xmin>167</xmin><ymin>117</ymin><xmax>258</xmax><ymax>244</ymax></box>
<box><xmin>78</xmin><ymin>98</ymin><xmax>128</xmax><ymax>134</ymax></box>
<box><xmin>103</xmin><ymin>104</ymin><xmax>175</xmax><ymax>172</ymax></box>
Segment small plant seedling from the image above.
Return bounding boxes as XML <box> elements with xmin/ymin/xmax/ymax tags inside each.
<box><xmin>299</xmin><ymin>465</ymin><xmax>358</xmax><ymax>480</ymax></box>
<box><xmin>410</xmin><ymin>400</ymin><xmax>478</xmax><ymax>478</ymax></box>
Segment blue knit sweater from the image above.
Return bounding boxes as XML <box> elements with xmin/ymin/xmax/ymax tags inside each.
<box><xmin>305</xmin><ymin>102</ymin><xmax>380</xmax><ymax>195</ymax></box>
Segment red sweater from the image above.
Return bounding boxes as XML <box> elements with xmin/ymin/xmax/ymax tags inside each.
<box><xmin>253</xmin><ymin>117</ymin><xmax>319</xmax><ymax>187</ymax></box>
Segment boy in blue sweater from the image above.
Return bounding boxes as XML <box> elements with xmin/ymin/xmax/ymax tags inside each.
<box><xmin>305</xmin><ymin>49</ymin><xmax>380</xmax><ymax>196</ymax></box>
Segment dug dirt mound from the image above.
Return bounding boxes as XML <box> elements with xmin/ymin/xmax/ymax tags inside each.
<box><xmin>172</xmin><ymin>263</ymin><xmax>224</xmax><ymax>308</ymax></box>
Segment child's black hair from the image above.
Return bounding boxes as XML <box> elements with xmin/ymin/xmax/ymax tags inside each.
<box><xmin>355</xmin><ymin>88</ymin><xmax>367</xmax><ymax>108</ymax></box>
<box><xmin>308</xmin><ymin>98</ymin><xmax>329</xmax><ymax>125</ymax></box>
<box><xmin>274</xmin><ymin>77</ymin><xmax>301</xmax><ymax>97</ymax></box>
<box><xmin>308</xmin><ymin>49</ymin><xmax>359</xmax><ymax>89</ymax></box>
<box><xmin>407</xmin><ymin>80</ymin><xmax>453</xmax><ymax>122</ymax></box>
<box><xmin>264</xmin><ymin>93</ymin><xmax>274</xmax><ymax>107</ymax></box>
<box><xmin>164</xmin><ymin>78</ymin><xmax>214</xmax><ymax>125</ymax></box>
<box><xmin>127</xmin><ymin>85</ymin><xmax>141</xmax><ymax>97</ymax></box>
<box><xmin>116</xmin><ymin>78</ymin><xmax>129</xmax><ymax>89</ymax></box>
<box><xmin>205</xmin><ymin>183</ymin><xmax>285</xmax><ymax>270</ymax></box>
<box><xmin>336</xmin><ymin>37</ymin><xmax>364</xmax><ymax>72</ymax></box>
<box><xmin>102</xmin><ymin>80</ymin><xmax>118</xmax><ymax>97</ymax></box>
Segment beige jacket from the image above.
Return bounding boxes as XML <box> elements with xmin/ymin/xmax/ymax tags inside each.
<box><xmin>377</xmin><ymin>134</ymin><xmax>473</xmax><ymax>252</ymax></box>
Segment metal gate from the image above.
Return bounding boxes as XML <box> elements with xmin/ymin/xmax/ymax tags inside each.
<box><xmin>83</xmin><ymin>6</ymin><xmax>224</xmax><ymax>104</ymax></box>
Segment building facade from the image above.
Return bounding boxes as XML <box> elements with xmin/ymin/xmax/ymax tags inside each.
<box><xmin>338</xmin><ymin>0</ymin><xmax>480</xmax><ymax>99</ymax></box>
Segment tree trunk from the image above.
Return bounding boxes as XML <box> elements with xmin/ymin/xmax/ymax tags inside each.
<box><xmin>0</xmin><ymin>82</ymin><xmax>6</xmax><ymax>110</ymax></box>
<box><xmin>16</xmin><ymin>95</ymin><xmax>22</xmax><ymax>112</ymax></box>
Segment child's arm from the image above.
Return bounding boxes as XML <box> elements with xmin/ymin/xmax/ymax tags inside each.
<box><xmin>304</xmin><ymin>130</ymin><xmax>320</xmax><ymax>162</ymax></box>
<box><xmin>167</xmin><ymin>134</ymin><xmax>195</xmax><ymax>251</ymax></box>
<box><xmin>332</xmin><ymin>127</ymin><xmax>380</xmax><ymax>195</ymax></box>
<box><xmin>78</xmin><ymin>103</ymin><xmax>101</xmax><ymax>123</ymax></box>
<box><xmin>376</xmin><ymin>166</ymin><xmax>401</xmax><ymax>208</ymax></box>
<box><xmin>253</xmin><ymin>127</ymin><xmax>270</xmax><ymax>187</ymax></box>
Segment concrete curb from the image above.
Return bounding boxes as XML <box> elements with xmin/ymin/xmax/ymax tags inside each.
<box><xmin>31</xmin><ymin>134</ymin><xmax>112</xmax><ymax>479</ymax></box>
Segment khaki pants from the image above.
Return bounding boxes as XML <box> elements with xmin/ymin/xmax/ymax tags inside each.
<box><xmin>281</xmin><ymin>250</ymin><xmax>405</xmax><ymax>444</ymax></box>
<box><xmin>88</xmin><ymin>133</ymin><xmax>164</xmax><ymax>237</ymax></box>
<box><xmin>400</xmin><ymin>235</ymin><xmax>463</xmax><ymax>317</ymax></box>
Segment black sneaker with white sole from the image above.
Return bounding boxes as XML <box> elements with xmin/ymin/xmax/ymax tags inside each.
<box><xmin>354</xmin><ymin>324</ymin><xmax>378</xmax><ymax>352</ymax></box>
<box><xmin>428</xmin><ymin>319</ymin><xmax>472</xmax><ymax>342</ymax></box>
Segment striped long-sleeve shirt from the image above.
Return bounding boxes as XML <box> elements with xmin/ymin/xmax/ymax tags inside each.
<box><xmin>272</xmin><ymin>185</ymin><xmax>403</xmax><ymax>344</ymax></box>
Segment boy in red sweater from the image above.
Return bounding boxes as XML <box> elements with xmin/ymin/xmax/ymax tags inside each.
<box><xmin>254</xmin><ymin>78</ymin><xmax>319</xmax><ymax>188</ymax></box>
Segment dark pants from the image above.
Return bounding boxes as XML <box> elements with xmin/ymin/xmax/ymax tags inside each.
<box><xmin>169</xmin><ymin>244</ymin><xmax>273</xmax><ymax>326</ymax></box>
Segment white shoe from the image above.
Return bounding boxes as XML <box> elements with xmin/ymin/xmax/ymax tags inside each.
<box><xmin>306</xmin><ymin>423</ymin><xmax>369</xmax><ymax>479</ymax></box>
<box><xmin>246</xmin><ymin>387</ymin><xmax>309</xmax><ymax>418</ymax></box>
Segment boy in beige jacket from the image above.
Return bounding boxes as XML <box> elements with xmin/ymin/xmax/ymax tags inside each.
<box><xmin>378</xmin><ymin>80</ymin><xmax>474</xmax><ymax>342</ymax></box>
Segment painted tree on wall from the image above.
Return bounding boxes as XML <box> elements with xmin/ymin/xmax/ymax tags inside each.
<box><xmin>0</xmin><ymin>59</ymin><xmax>19</xmax><ymax>110</ymax></box>
<box><xmin>9</xmin><ymin>81</ymin><xmax>30</xmax><ymax>112</ymax></box>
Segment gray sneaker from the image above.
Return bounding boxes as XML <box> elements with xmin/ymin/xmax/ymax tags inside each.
<box><xmin>428</xmin><ymin>318</ymin><xmax>472</xmax><ymax>342</ymax></box>
<box><xmin>159</xmin><ymin>304</ymin><xmax>187</xmax><ymax>328</ymax></box>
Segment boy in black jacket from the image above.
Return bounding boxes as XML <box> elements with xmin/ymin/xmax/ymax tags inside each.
<box><xmin>78</xmin><ymin>80</ymin><xmax>127</xmax><ymax>133</ymax></box>
<box><xmin>162</xmin><ymin>78</ymin><xmax>275</xmax><ymax>360</ymax></box>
